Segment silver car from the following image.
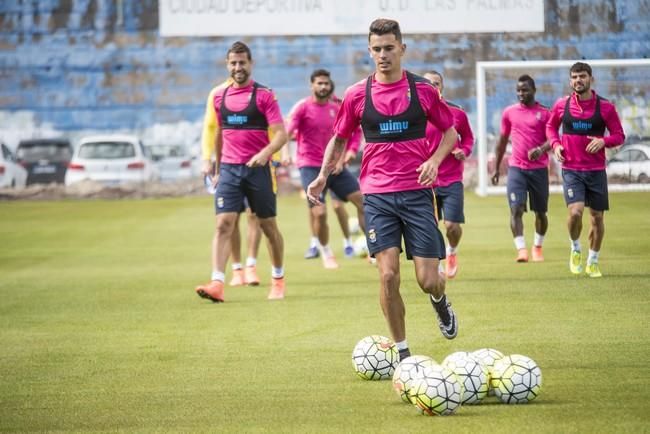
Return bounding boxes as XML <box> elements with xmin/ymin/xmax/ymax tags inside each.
<box><xmin>607</xmin><ymin>143</ymin><xmax>650</xmax><ymax>183</ymax></box>
<box><xmin>146</xmin><ymin>144</ymin><xmax>198</xmax><ymax>182</ymax></box>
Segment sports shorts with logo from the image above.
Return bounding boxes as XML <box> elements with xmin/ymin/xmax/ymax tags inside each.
<box><xmin>215</xmin><ymin>163</ymin><xmax>276</xmax><ymax>218</ymax></box>
<box><xmin>363</xmin><ymin>189</ymin><xmax>446</xmax><ymax>260</ymax></box>
<box><xmin>562</xmin><ymin>168</ymin><xmax>609</xmax><ymax>211</ymax></box>
<box><xmin>506</xmin><ymin>166</ymin><xmax>549</xmax><ymax>213</ymax></box>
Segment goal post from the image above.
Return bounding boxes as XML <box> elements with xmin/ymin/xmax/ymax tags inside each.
<box><xmin>475</xmin><ymin>58</ymin><xmax>650</xmax><ymax>197</ymax></box>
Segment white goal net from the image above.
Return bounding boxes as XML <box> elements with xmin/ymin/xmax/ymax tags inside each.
<box><xmin>475</xmin><ymin>58</ymin><xmax>650</xmax><ymax>196</ymax></box>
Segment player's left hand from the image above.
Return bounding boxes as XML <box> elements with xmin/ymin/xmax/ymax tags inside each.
<box><xmin>452</xmin><ymin>149</ymin><xmax>466</xmax><ymax>161</ymax></box>
<box><xmin>416</xmin><ymin>160</ymin><xmax>439</xmax><ymax>186</ymax></box>
<box><xmin>343</xmin><ymin>150</ymin><xmax>356</xmax><ymax>166</ymax></box>
<box><xmin>246</xmin><ymin>151</ymin><xmax>270</xmax><ymax>167</ymax></box>
<box><xmin>586</xmin><ymin>136</ymin><xmax>605</xmax><ymax>153</ymax></box>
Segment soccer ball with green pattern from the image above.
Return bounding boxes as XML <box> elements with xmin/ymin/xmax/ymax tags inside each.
<box><xmin>443</xmin><ymin>352</ymin><xmax>489</xmax><ymax>405</ymax></box>
<box><xmin>410</xmin><ymin>364</ymin><xmax>463</xmax><ymax>416</ymax></box>
<box><xmin>490</xmin><ymin>354</ymin><xmax>542</xmax><ymax>404</ymax></box>
<box><xmin>391</xmin><ymin>355</ymin><xmax>437</xmax><ymax>403</ymax></box>
<box><xmin>351</xmin><ymin>335</ymin><xmax>398</xmax><ymax>380</ymax></box>
<box><xmin>471</xmin><ymin>348</ymin><xmax>504</xmax><ymax>396</ymax></box>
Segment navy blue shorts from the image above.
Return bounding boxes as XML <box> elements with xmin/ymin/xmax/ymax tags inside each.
<box><xmin>506</xmin><ymin>166</ymin><xmax>549</xmax><ymax>213</ymax></box>
<box><xmin>300</xmin><ymin>166</ymin><xmax>360</xmax><ymax>208</ymax></box>
<box><xmin>215</xmin><ymin>163</ymin><xmax>276</xmax><ymax>218</ymax></box>
<box><xmin>363</xmin><ymin>189</ymin><xmax>446</xmax><ymax>260</ymax></box>
<box><xmin>562</xmin><ymin>169</ymin><xmax>609</xmax><ymax>211</ymax></box>
<box><xmin>434</xmin><ymin>181</ymin><xmax>465</xmax><ymax>224</ymax></box>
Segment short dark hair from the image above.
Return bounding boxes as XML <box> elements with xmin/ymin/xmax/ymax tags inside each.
<box><xmin>425</xmin><ymin>70</ymin><xmax>443</xmax><ymax>85</ymax></box>
<box><xmin>368</xmin><ymin>18</ymin><xmax>402</xmax><ymax>43</ymax></box>
<box><xmin>570</xmin><ymin>62</ymin><xmax>592</xmax><ymax>76</ymax></box>
<box><xmin>310</xmin><ymin>69</ymin><xmax>331</xmax><ymax>83</ymax></box>
<box><xmin>227</xmin><ymin>41</ymin><xmax>252</xmax><ymax>61</ymax></box>
<box><xmin>518</xmin><ymin>74</ymin><xmax>536</xmax><ymax>90</ymax></box>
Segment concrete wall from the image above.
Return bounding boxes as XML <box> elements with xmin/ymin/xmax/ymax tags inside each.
<box><xmin>1</xmin><ymin>0</ymin><xmax>649</xmax><ymax>146</ymax></box>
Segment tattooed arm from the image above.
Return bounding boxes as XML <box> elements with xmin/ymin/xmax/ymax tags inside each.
<box><xmin>306</xmin><ymin>135</ymin><xmax>348</xmax><ymax>204</ymax></box>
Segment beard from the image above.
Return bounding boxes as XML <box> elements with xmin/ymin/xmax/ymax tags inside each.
<box><xmin>316</xmin><ymin>87</ymin><xmax>333</xmax><ymax>100</ymax></box>
<box><xmin>231</xmin><ymin>69</ymin><xmax>250</xmax><ymax>84</ymax></box>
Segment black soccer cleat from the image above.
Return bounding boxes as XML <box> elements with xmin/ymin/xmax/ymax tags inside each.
<box><xmin>430</xmin><ymin>294</ymin><xmax>458</xmax><ymax>339</ymax></box>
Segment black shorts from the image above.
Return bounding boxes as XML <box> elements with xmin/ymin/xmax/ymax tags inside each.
<box><xmin>363</xmin><ymin>189</ymin><xmax>446</xmax><ymax>260</ymax></box>
<box><xmin>506</xmin><ymin>166</ymin><xmax>549</xmax><ymax>213</ymax></box>
<box><xmin>215</xmin><ymin>163</ymin><xmax>276</xmax><ymax>218</ymax></box>
<box><xmin>300</xmin><ymin>166</ymin><xmax>360</xmax><ymax>208</ymax></box>
<box><xmin>434</xmin><ymin>181</ymin><xmax>465</xmax><ymax>224</ymax></box>
<box><xmin>562</xmin><ymin>169</ymin><xmax>609</xmax><ymax>211</ymax></box>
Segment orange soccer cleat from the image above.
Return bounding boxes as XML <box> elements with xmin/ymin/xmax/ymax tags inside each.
<box><xmin>267</xmin><ymin>277</ymin><xmax>286</xmax><ymax>300</ymax></box>
<box><xmin>245</xmin><ymin>266</ymin><xmax>260</xmax><ymax>286</ymax></box>
<box><xmin>229</xmin><ymin>269</ymin><xmax>246</xmax><ymax>287</ymax></box>
<box><xmin>531</xmin><ymin>246</ymin><xmax>544</xmax><ymax>262</ymax></box>
<box><xmin>322</xmin><ymin>255</ymin><xmax>340</xmax><ymax>270</ymax></box>
<box><xmin>446</xmin><ymin>254</ymin><xmax>458</xmax><ymax>278</ymax></box>
<box><xmin>195</xmin><ymin>280</ymin><xmax>225</xmax><ymax>303</ymax></box>
<box><xmin>516</xmin><ymin>248</ymin><xmax>529</xmax><ymax>263</ymax></box>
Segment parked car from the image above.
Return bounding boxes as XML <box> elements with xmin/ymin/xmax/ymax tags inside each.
<box><xmin>607</xmin><ymin>143</ymin><xmax>650</xmax><ymax>183</ymax></box>
<box><xmin>65</xmin><ymin>135</ymin><xmax>158</xmax><ymax>186</ymax></box>
<box><xmin>0</xmin><ymin>143</ymin><xmax>28</xmax><ymax>188</ymax></box>
<box><xmin>145</xmin><ymin>144</ymin><xmax>198</xmax><ymax>182</ymax></box>
<box><xmin>16</xmin><ymin>138</ymin><xmax>73</xmax><ymax>185</ymax></box>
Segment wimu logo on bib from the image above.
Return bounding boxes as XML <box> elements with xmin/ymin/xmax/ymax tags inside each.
<box><xmin>227</xmin><ymin>114</ymin><xmax>248</xmax><ymax>125</ymax></box>
<box><xmin>379</xmin><ymin>120</ymin><xmax>409</xmax><ymax>135</ymax></box>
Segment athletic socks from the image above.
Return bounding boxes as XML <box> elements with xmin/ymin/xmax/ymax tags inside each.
<box><xmin>210</xmin><ymin>270</ymin><xmax>225</xmax><ymax>282</ymax></box>
<box><xmin>514</xmin><ymin>236</ymin><xmax>526</xmax><ymax>250</ymax></box>
<box><xmin>571</xmin><ymin>238</ymin><xmax>581</xmax><ymax>252</ymax></box>
<box><xmin>533</xmin><ymin>233</ymin><xmax>544</xmax><ymax>247</ymax></box>
<box><xmin>271</xmin><ymin>266</ymin><xmax>284</xmax><ymax>279</ymax></box>
<box><xmin>245</xmin><ymin>257</ymin><xmax>257</xmax><ymax>267</ymax></box>
<box><xmin>587</xmin><ymin>249</ymin><xmax>600</xmax><ymax>264</ymax></box>
<box><xmin>395</xmin><ymin>340</ymin><xmax>410</xmax><ymax>361</ymax></box>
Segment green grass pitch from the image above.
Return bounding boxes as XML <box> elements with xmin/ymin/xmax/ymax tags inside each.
<box><xmin>1</xmin><ymin>192</ymin><xmax>649</xmax><ymax>433</ymax></box>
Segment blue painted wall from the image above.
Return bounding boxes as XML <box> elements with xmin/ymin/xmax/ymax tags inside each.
<box><xmin>1</xmin><ymin>0</ymin><xmax>649</xmax><ymax>137</ymax></box>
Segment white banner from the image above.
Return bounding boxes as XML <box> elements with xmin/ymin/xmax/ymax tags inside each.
<box><xmin>159</xmin><ymin>0</ymin><xmax>545</xmax><ymax>36</ymax></box>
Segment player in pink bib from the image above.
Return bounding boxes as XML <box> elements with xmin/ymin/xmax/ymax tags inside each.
<box><xmin>195</xmin><ymin>41</ymin><xmax>288</xmax><ymax>303</ymax></box>
<box><xmin>307</xmin><ymin>19</ymin><xmax>459</xmax><ymax>361</ymax></box>
<box><xmin>492</xmin><ymin>74</ymin><xmax>551</xmax><ymax>263</ymax></box>
<box><xmin>424</xmin><ymin>70</ymin><xmax>474</xmax><ymax>279</ymax></box>
<box><xmin>286</xmin><ymin>69</ymin><xmax>365</xmax><ymax>269</ymax></box>
<box><xmin>547</xmin><ymin>62</ymin><xmax>625</xmax><ymax>277</ymax></box>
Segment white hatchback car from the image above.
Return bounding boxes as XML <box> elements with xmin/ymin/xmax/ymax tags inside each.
<box><xmin>65</xmin><ymin>135</ymin><xmax>158</xmax><ymax>186</ymax></box>
<box><xmin>0</xmin><ymin>142</ymin><xmax>28</xmax><ymax>188</ymax></box>
<box><xmin>607</xmin><ymin>143</ymin><xmax>650</xmax><ymax>183</ymax></box>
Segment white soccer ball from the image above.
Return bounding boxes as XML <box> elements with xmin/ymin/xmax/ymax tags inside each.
<box><xmin>471</xmin><ymin>348</ymin><xmax>505</xmax><ymax>396</ymax></box>
<box><xmin>352</xmin><ymin>235</ymin><xmax>369</xmax><ymax>258</ymax></box>
<box><xmin>490</xmin><ymin>354</ymin><xmax>542</xmax><ymax>404</ymax></box>
<box><xmin>410</xmin><ymin>364</ymin><xmax>463</xmax><ymax>416</ymax></box>
<box><xmin>443</xmin><ymin>352</ymin><xmax>489</xmax><ymax>405</ymax></box>
<box><xmin>351</xmin><ymin>335</ymin><xmax>398</xmax><ymax>380</ymax></box>
<box><xmin>392</xmin><ymin>355</ymin><xmax>437</xmax><ymax>403</ymax></box>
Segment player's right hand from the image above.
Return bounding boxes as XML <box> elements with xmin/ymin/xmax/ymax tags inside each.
<box><xmin>201</xmin><ymin>160</ymin><xmax>213</xmax><ymax>177</ymax></box>
<box><xmin>491</xmin><ymin>172</ymin><xmax>499</xmax><ymax>185</ymax></box>
<box><xmin>306</xmin><ymin>175</ymin><xmax>326</xmax><ymax>205</ymax></box>
<box><xmin>553</xmin><ymin>145</ymin><xmax>565</xmax><ymax>163</ymax></box>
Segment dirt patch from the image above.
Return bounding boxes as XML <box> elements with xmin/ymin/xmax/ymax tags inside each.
<box><xmin>0</xmin><ymin>174</ymin><xmax>301</xmax><ymax>201</ymax></box>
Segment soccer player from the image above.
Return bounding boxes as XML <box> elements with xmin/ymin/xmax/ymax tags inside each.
<box><xmin>423</xmin><ymin>70</ymin><xmax>474</xmax><ymax>278</ymax></box>
<box><xmin>200</xmin><ymin>80</ymin><xmax>262</xmax><ymax>287</ymax></box>
<box><xmin>547</xmin><ymin>62</ymin><xmax>625</xmax><ymax>277</ymax></box>
<box><xmin>307</xmin><ymin>19</ymin><xmax>459</xmax><ymax>361</ymax></box>
<box><xmin>286</xmin><ymin>69</ymin><xmax>365</xmax><ymax>269</ymax></box>
<box><xmin>195</xmin><ymin>41</ymin><xmax>288</xmax><ymax>302</ymax></box>
<box><xmin>491</xmin><ymin>75</ymin><xmax>551</xmax><ymax>263</ymax></box>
